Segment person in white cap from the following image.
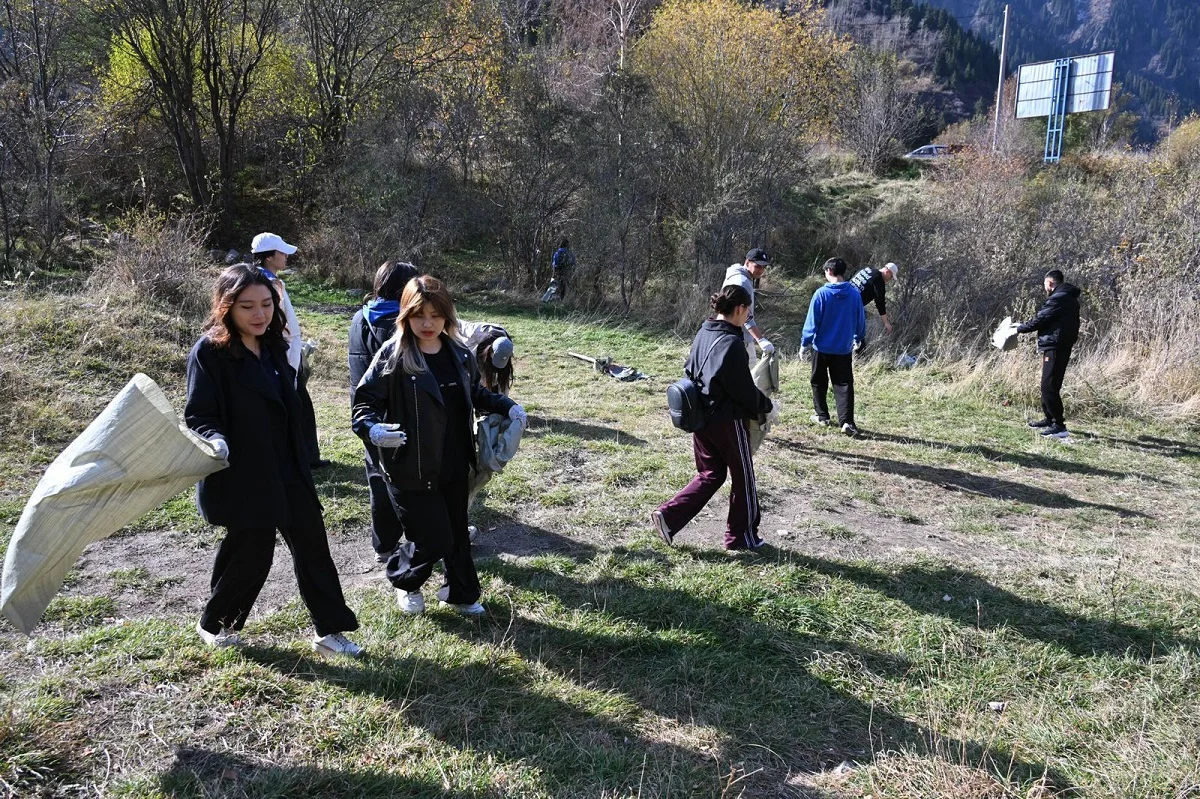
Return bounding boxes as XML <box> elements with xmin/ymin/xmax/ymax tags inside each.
<box><xmin>251</xmin><ymin>232</ymin><xmax>329</xmax><ymax>468</ymax></box>
<box><xmin>850</xmin><ymin>261</ymin><xmax>899</xmax><ymax>335</ymax></box>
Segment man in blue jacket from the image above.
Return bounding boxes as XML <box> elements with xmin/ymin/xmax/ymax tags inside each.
<box><xmin>802</xmin><ymin>258</ymin><xmax>867</xmax><ymax>436</ymax></box>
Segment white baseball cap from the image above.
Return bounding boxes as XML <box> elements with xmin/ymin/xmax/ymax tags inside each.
<box><xmin>251</xmin><ymin>232</ymin><xmax>297</xmax><ymax>255</ymax></box>
<box><xmin>883</xmin><ymin>262</ymin><xmax>899</xmax><ymax>276</ymax></box>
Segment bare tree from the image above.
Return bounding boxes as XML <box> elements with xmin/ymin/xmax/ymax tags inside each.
<box><xmin>837</xmin><ymin>48</ymin><xmax>925</xmax><ymax>175</ymax></box>
<box><xmin>0</xmin><ymin>0</ymin><xmax>89</xmax><ymax>269</ymax></box>
<box><xmin>94</xmin><ymin>0</ymin><xmax>279</xmax><ymax>242</ymax></box>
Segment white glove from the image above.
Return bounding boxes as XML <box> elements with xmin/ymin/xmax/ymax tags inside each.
<box><xmin>757</xmin><ymin>338</ymin><xmax>775</xmax><ymax>354</ymax></box>
<box><xmin>369</xmin><ymin>423</ymin><xmax>407</xmax><ymax>448</ymax></box>
<box><xmin>508</xmin><ymin>404</ymin><xmax>528</xmax><ymax>430</ymax></box>
<box><xmin>209</xmin><ymin>435</ymin><xmax>229</xmax><ymax>461</ymax></box>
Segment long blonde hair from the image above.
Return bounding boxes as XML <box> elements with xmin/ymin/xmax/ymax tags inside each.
<box><xmin>383</xmin><ymin>275</ymin><xmax>459</xmax><ymax>375</ymax></box>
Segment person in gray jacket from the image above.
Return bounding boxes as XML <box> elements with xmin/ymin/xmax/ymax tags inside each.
<box><xmin>722</xmin><ymin>247</ymin><xmax>775</xmax><ymax>361</ymax></box>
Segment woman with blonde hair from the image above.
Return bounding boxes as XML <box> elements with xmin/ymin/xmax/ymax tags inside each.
<box><xmin>352</xmin><ymin>276</ymin><xmax>526</xmax><ymax>616</ymax></box>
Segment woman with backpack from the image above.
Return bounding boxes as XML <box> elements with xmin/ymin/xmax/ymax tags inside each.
<box><xmin>652</xmin><ymin>284</ymin><xmax>773</xmax><ymax>551</ymax></box>
<box><xmin>349</xmin><ymin>260</ymin><xmax>420</xmax><ymax>562</ymax></box>
<box><xmin>352</xmin><ymin>276</ymin><xmax>526</xmax><ymax>616</ymax></box>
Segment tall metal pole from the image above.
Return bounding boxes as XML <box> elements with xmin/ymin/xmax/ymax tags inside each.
<box><xmin>992</xmin><ymin>4</ymin><xmax>1010</xmax><ymax>152</ymax></box>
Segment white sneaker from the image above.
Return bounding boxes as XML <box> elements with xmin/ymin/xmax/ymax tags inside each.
<box><xmin>312</xmin><ymin>632</ymin><xmax>363</xmax><ymax>658</ymax></box>
<box><xmin>468</xmin><ymin>524</ymin><xmax>478</xmax><ymax>543</ymax></box>
<box><xmin>396</xmin><ymin>589</ymin><xmax>425</xmax><ymax>614</ymax></box>
<box><xmin>436</xmin><ymin>586</ymin><xmax>485</xmax><ymax>616</ymax></box>
<box><xmin>650</xmin><ymin>510</ymin><xmax>673</xmax><ymax>545</ymax></box>
<box><xmin>196</xmin><ymin>621</ymin><xmax>241</xmax><ymax>648</ymax></box>
<box><xmin>811</xmin><ymin>414</ymin><xmax>830</xmax><ymax>426</ymax></box>
<box><xmin>441</xmin><ymin>600</ymin><xmax>486</xmax><ymax>616</ymax></box>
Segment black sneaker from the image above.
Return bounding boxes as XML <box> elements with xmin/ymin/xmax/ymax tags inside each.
<box><xmin>1039</xmin><ymin>423</ymin><xmax>1068</xmax><ymax>438</ymax></box>
<box><xmin>841</xmin><ymin>422</ymin><xmax>861</xmax><ymax>437</ymax></box>
<box><xmin>1028</xmin><ymin>419</ymin><xmax>1053</xmax><ymax>429</ymax></box>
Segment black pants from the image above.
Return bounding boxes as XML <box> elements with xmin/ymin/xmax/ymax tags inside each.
<box><xmin>364</xmin><ymin>449</ymin><xmax>403</xmax><ymax>557</ymax></box>
<box><xmin>201</xmin><ymin>481</ymin><xmax>358</xmax><ymax>637</ymax></box>
<box><xmin>1040</xmin><ymin>347</ymin><xmax>1072</xmax><ymax>425</ymax></box>
<box><xmin>811</xmin><ymin>351</ymin><xmax>855</xmax><ymax>426</ymax></box>
<box><xmin>296</xmin><ymin>368</ymin><xmax>322</xmax><ymax>465</ymax></box>
<box><xmin>553</xmin><ymin>267</ymin><xmax>569</xmax><ymax>300</ymax></box>
<box><xmin>385</xmin><ymin>476</ymin><xmax>480</xmax><ymax>604</ymax></box>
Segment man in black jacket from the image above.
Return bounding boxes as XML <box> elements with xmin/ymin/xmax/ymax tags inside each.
<box><xmin>1016</xmin><ymin>269</ymin><xmax>1081</xmax><ymax>438</ymax></box>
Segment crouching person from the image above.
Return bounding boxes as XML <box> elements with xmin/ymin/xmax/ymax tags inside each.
<box><xmin>352</xmin><ymin>276</ymin><xmax>527</xmax><ymax>616</ymax></box>
<box><xmin>186</xmin><ymin>264</ymin><xmax>362</xmax><ymax>657</ymax></box>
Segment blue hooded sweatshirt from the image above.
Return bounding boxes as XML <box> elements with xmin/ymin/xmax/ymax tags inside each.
<box><xmin>801</xmin><ymin>281</ymin><xmax>866</xmax><ymax>355</ymax></box>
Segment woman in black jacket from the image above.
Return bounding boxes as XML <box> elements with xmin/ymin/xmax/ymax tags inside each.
<box><xmin>352</xmin><ymin>276</ymin><xmax>526</xmax><ymax>616</ymax></box>
<box><xmin>186</xmin><ymin>265</ymin><xmax>361</xmax><ymax>656</ymax></box>
<box><xmin>348</xmin><ymin>260</ymin><xmax>419</xmax><ymax>561</ymax></box>
<box><xmin>652</xmin><ymin>285</ymin><xmax>773</xmax><ymax>550</ymax></box>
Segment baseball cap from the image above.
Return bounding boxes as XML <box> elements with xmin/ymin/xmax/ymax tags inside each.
<box><xmin>251</xmin><ymin>232</ymin><xmax>297</xmax><ymax>255</ymax></box>
<box><xmin>490</xmin><ymin>336</ymin><xmax>514</xmax><ymax>369</ymax></box>
<box><xmin>745</xmin><ymin>247</ymin><xmax>770</xmax><ymax>266</ymax></box>
<box><xmin>883</xmin><ymin>262</ymin><xmax>899</xmax><ymax>277</ymax></box>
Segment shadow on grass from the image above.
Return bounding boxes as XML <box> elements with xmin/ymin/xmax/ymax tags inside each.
<box><xmin>1079</xmin><ymin>432</ymin><xmax>1200</xmax><ymax>459</ymax></box>
<box><xmin>401</xmin><ymin>519</ymin><xmax>1069</xmax><ymax>795</ymax></box>
<box><xmin>525</xmin><ymin>414</ymin><xmax>648</xmax><ymax>447</ymax></box>
<box><xmin>862</xmin><ymin>431</ymin><xmax>1172</xmax><ymax>485</ymax></box>
<box><xmin>773</xmin><ymin>437</ymin><xmax>1150</xmax><ymax>519</ymax></box>
<box><xmin>159</xmin><ymin>746</ymin><xmax>486</xmax><ymax>798</ymax></box>
<box><xmin>768</xmin><ymin>555</ymin><xmax>1198</xmax><ymax>662</ymax></box>
<box><xmin>478</xmin><ymin>542</ymin><xmax>1068</xmax><ymax>795</ymax></box>
<box><xmin>236</xmin><ymin>641</ymin><xmax>730</xmax><ymax>798</ymax></box>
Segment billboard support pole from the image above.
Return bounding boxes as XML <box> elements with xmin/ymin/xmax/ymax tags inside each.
<box><xmin>1044</xmin><ymin>58</ymin><xmax>1071</xmax><ymax>164</ymax></box>
<box><xmin>991</xmin><ymin>4</ymin><xmax>1009</xmax><ymax>153</ymax></box>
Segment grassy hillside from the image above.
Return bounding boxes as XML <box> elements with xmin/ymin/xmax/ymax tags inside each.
<box><xmin>0</xmin><ymin>277</ymin><xmax>1198</xmax><ymax>797</ymax></box>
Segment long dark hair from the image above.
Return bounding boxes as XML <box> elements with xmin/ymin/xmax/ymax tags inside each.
<box><xmin>202</xmin><ymin>264</ymin><xmax>287</xmax><ymax>350</ymax></box>
<box><xmin>475</xmin><ymin>329</ymin><xmax>513</xmax><ymax>394</ymax></box>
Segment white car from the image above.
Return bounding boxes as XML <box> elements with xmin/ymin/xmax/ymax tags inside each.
<box><xmin>903</xmin><ymin>144</ymin><xmax>955</xmax><ymax>159</ymax></box>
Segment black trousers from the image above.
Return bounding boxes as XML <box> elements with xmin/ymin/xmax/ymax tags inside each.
<box><xmin>1040</xmin><ymin>347</ymin><xmax>1072</xmax><ymax>425</ymax></box>
<box><xmin>201</xmin><ymin>481</ymin><xmax>358</xmax><ymax>637</ymax></box>
<box><xmin>364</xmin><ymin>448</ymin><xmax>403</xmax><ymax>557</ymax></box>
<box><xmin>296</xmin><ymin>368</ymin><xmax>322</xmax><ymax>465</ymax></box>
<box><xmin>385</xmin><ymin>476</ymin><xmax>480</xmax><ymax>604</ymax></box>
<box><xmin>811</xmin><ymin>351</ymin><xmax>855</xmax><ymax>426</ymax></box>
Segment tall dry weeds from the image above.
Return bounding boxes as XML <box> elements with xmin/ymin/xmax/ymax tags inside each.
<box><xmin>86</xmin><ymin>211</ymin><xmax>214</xmax><ymax>319</ymax></box>
<box><xmin>848</xmin><ymin>148</ymin><xmax>1200</xmax><ymax>421</ymax></box>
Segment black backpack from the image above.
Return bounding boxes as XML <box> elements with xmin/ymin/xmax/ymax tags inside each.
<box><xmin>667</xmin><ymin>338</ymin><xmax>722</xmax><ymax>432</ymax></box>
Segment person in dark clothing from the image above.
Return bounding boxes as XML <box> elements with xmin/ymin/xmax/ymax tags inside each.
<box><xmin>803</xmin><ymin>258</ymin><xmax>867</xmax><ymax>436</ymax></box>
<box><xmin>348</xmin><ymin>260</ymin><xmax>420</xmax><ymax>561</ymax></box>
<box><xmin>186</xmin><ymin>264</ymin><xmax>362</xmax><ymax>657</ymax></box>
<box><xmin>850</xmin><ymin>261</ymin><xmax>898</xmax><ymax>334</ymax></box>
<box><xmin>1016</xmin><ymin>269</ymin><xmax>1081</xmax><ymax>438</ymax></box>
<box><xmin>352</xmin><ymin>276</ymin><xmax>527</xmax><ymax>616</ymax></box>
<box><xmin>652</xmin><ymin>285</ymin><xmax>774</xmax><ymax>551</ymax></box>
<box><xmin>550</xmin><ymin>239</ymin><xmax>575</xmax><ymax>299</ymax></box>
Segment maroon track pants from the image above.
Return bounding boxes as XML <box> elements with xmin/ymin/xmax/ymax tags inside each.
<box><xmin>657</xmin><ymin>418</ymin><xmax>763</xmax><ymax>550</ymax></box>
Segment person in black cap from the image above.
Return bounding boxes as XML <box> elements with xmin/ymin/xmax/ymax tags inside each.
<box><xmin>1016</xmin><ymin>269</ymin><xmax>1081</xmax><ymax>438</ymax></box>
<box><xmin>722</xmin><ymin>248</ymin><xmax>774</xmax><ymax>361</ymax></box>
